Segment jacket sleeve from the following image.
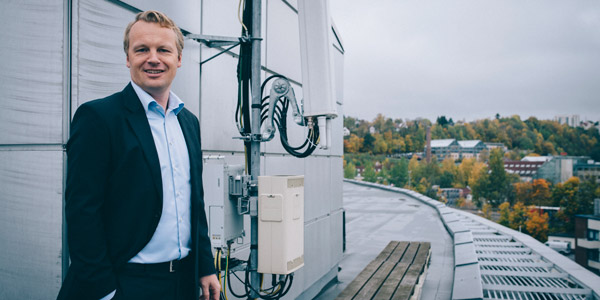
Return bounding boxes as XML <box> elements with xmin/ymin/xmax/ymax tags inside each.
<box><xmin>64</xmin><ymin>103</ymin><xmax>117</xmax><ymax>299</ymax></box>
<box><xmin>189</xmin><ymin>112</ymin><xmax>217</xmax><ymax>277</ymax></box>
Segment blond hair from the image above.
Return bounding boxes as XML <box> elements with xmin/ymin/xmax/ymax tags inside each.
<box><xmin>123</xmin><ymin>10</ymin><xmax>184</xmax><ymax>56</ymax></box>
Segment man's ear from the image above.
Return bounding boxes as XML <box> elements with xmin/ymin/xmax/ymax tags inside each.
<box><xmin>177</xmin><ymin>54</ymin><xmax>182</xmax><ymax>68</ymax></box>
<box><xmin>126</xmin><ymin>54</ymin><xmax>131</xmax><ymax>68</ymax></box>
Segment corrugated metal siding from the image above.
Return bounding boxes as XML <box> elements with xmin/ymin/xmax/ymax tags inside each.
<box><xmin>0</xmin><ymin>151</ymin><xmax>64</xmax><ymax>299</ymax></box>
<box><xmin>0</xmin><ymin>1</ymin><xmax>344</xmax><ymax>299</ymax></box>
<box><xmin>0</xmin><ymin>0</ymin><xmax>66</xmax><ymax>298</ymax></box>
<box><xmin>0</xmin><ymin>0</ymin><xmax>64</xmax><ymax>144</ymax></box>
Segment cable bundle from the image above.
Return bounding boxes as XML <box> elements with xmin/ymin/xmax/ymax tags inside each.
<box><xmin>217</xmin><ymin>246</ymin><xmax>293</xmax><ymax>300</ymax></box>
<box><xmin>260</xmin><ymin>75</ymin><xmax>319</xmax><ymax>158</ymax></box>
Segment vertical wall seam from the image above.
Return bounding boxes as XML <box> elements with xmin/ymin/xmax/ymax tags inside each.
<box><xmin>61</xmin><ymin>0</ymin><xmax>73</xmax><ymax>282</ymax></box>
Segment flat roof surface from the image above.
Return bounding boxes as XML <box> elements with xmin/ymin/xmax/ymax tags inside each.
<box><xmin>315</xmin><ymin>182</ymin><xmax>454</xmax><ymax>299</ymax></box>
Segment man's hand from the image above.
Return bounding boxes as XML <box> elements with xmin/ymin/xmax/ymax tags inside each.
<box><xmin>199</xmin><ymin>274</ymin><xmax>220</xmax><ymax>300</ymax></box>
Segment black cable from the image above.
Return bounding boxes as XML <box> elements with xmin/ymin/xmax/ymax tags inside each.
<box><xmin>227</xmin><ymin>269</ymin><xmax>249</xmax><ymax>298</ymax></box>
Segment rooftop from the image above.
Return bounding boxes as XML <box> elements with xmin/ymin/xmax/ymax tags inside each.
<box><xmin>317</xmin><ymin>181</ymin><xmax>600</xmax><ymax>300</ymax></box>
<box><xmin>457</xmin><ymin>140</ymin><xmax>483</xmax><ymax>148</ymax></box>
<box><xmin>430</xmin><ymin>139</ymin><xmax>457</xmax><ymax>148</ymax></box>
<box><xmin>522</xmin><ymin>156</ymin><xmax>553</xmax><ymax>162</ymax></box>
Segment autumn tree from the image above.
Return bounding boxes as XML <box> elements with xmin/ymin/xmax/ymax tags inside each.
<box><xmin>509</xmin><ymin>202</ymin><xmax>527</xmax><ymax>232</ymax></box>
<box><xmin>525</xmin><ymin>207</ymin><xmax>549</xmax><ymax>242</ymax></box>
<box><xmin>439</xmin><ymin>157</ymin><xmax>459</xmax><ymax>188</ymax></box>
<box><xmin>514</xmin><ymin>181</ymin><xmax>533</xmax><ymax>204</ymax></box>
<box><xmin>531</xmin><ymin>179</ymin><xmax>552</xmax><ymax>206</ymax></box>
<box><xmin>344</xmin><ymin>134</ymin><xmax>363</xmax><ymax>153</ymax></box>
<box><xmin>482</xmin><ymin>203</ymin><xmax>492</xmax><ymax>219</ymax></box>
<box><xmin>498</xmin><ymin>202</ymin><xmax>511</xmax><ymax>227</ymax></box>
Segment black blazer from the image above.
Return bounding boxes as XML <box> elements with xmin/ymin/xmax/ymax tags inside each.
<box><xmin>58</xmin><ymin>84</ymin><xmax>215</xmax><ymax>300</ymax></box>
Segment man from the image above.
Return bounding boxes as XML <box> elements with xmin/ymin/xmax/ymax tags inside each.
<box><xmin>57</xmin><ymin>10</ymin><xmax>220</xmax><ymax>300</ymax></box>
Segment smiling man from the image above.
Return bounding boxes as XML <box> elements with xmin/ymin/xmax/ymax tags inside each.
<box><xmin>57</xmin><ymin>11</ymin><xmax>220</xmax><ymax>300</ymax></box>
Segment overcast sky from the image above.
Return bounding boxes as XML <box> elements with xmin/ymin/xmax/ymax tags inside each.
<box><xmin>329</xmin><ymin>0</ymin><xmax>600</xmax><ymax>123</ymax></box>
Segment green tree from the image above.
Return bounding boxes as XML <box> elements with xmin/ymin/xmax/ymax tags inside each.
<box><xmin>487</xmin><ymin>148</ymin><xmax>511</xmax><ymax>206</ymax></box>
<box><xmin>389</xmin><ymin>159</ymin><xmax>409</xmax><ymax>187</ymax></box>
<box><xmin>344</xmin><ymin>162</ymin><xmax>356</xmax><ymax>179</ymax></box>
<box><xmin>362</xmin><ymin>133</ymin><xmax>375</xmax><ymax>153</ymax></box>
<box><xmin>471</xmin><ymin>167</ymin><xmax>490</xmax><ymax>208</ymax></box>
<box><xmin>363</xmin><ymin>163</ymin><xmax>377</xmax><ymax>183</ymax></box>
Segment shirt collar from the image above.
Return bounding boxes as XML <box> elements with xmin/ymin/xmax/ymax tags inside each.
<box><xmin>130</xmin><ymin>81</ymin><xmax>185</xmax><ymax>115</ymax></box>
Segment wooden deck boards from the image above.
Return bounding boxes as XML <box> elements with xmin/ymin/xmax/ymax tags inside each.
<box><xmin>336</xmin><ymin>241</ymin><xmax>431</xmax><ymax>300</ymax></box>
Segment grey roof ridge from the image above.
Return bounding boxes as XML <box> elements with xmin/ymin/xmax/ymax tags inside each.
<box><xmin>453</xmin><ymin>209</ymin><xmax>600</xmax><ymax>299</ymax></box>
<box><xmin>343</xmin><ymin>179</ymin><xmax>600</xmax><ymax>300</ymax></box>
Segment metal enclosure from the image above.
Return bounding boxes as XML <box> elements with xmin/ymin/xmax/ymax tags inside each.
<box><xmin>0</xmin><ymin>0</ymin><xmax>344</xmax><ymax>299</ymax></box>
<box><xmin>258</xmin><ymin>175</ymin><xmax>305</xmax><ymax>275</ymax></box>
<box><xmin>202</xmin><ymin>161</ymin><xmax>246</xmax><ymax>250</ymax></box>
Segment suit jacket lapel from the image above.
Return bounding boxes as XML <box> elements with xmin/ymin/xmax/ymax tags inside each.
<box><xmin>122</xmin><ymin>83</ymin><xmax>163</xmax><ymax>198</ymax></box>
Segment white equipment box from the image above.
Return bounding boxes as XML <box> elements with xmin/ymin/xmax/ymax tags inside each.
<box><xmin>202</xmin><ymin>161</ymin><xmax>245</xmax><ymax>250</ymax></box>
<box><xmin>258</xmin><ymin>175</ymin><xmax>305</xmax><ymax>275</ymax></box>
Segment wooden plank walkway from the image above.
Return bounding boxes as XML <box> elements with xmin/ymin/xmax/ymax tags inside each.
<box><xmin>336</xmin><ymin>241</ymin><xmax>431</xmax><ymax>300</ymax></box>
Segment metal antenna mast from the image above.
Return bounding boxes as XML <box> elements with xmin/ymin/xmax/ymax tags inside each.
<box><xmin>249</xmin><ymin>0</ymin><xmax>262</xmax><ymax>298</ymax></box>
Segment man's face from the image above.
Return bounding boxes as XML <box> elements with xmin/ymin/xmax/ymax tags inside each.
<box><xmin>126</xmin><ymin>21</ymin><xmax>181</xmax><ymax>97</ymax></box>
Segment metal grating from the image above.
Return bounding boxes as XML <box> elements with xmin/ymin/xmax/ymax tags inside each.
<box><xmin>460</xmin><ymin>216</ymin><xmax>594</xmax><ymax>300</ymax></box>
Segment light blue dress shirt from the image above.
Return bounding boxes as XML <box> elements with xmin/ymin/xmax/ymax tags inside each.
<box><xmin>129</xmin><ymin>81</ymin><xmax>192</xmax><ymax>263</ymax></box>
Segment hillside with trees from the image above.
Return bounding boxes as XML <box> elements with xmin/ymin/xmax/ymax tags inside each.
<box><xmin>343</xmin><ymin>114</ymin><xmax>600</xmax><ymax>241</ymax></box>
<box><xmin>344</xmin><ymin>114</ymin><xmax>600</xmax><ymax>160</ymax></box>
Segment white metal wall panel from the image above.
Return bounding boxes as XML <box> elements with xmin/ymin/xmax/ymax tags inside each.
<box><xmin>120</xmin><ymin>0</ymin><xmax>201</xmax><ymax>34</ymax></box>
<box><xmin>199</xmin><ymin>50</ymin><xmax>245</xmax><ymax>152</ymax></box>
<box><xmin>0</xmin><ymin>0</ymin><xmax>64</xmax><ymax>144</ymax></box>
<box><xmin>201</xmin><ymin>0</ymin><xmax>246</xmax><ymax>41</ymax></box>
<box><xmin>329</xmin><ymin>210</ymin><xmax>344</xmax><ymax>264</ymax></box>
<box><xmin>0</xmin><ymin>151</ymin><xmax>63</xmax><ymax>299</ymax></box>
<box><xmin>303</xmin><ymin>217</ymin><xmax>334</xmax><ymax>291</ymax></box>
<box><xmin>330</xmin><ymin>156</ymin><xmax>343</xmax><ymax>211</ymax></box>
<box><xmin>304</xmin><ymin>156</ymin><xmax>332</xmax><ymax>221</ymax></box>
<box><xmin>263</xmin><ymin>154</ymin><xmax>305</xmax><ymax>176</ymax></box>
<box><xmin>265</xmin><ymin>0</ymin><xmax>302</xmax><ymax>83</ymax></box>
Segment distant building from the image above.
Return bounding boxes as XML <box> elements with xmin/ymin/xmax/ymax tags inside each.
<box><xmin>440</xmin><ymin>188</ymin><xmax>461</xmax><ymax>205</ymax></box>
<box><xmin>575</xmin><ymin>200</ymin><xmax>600</xmax><ymax>275</ymax></box>
<box><xmin>425</xmin><ymin>139</ymin><xmax>505</xmax><ymax>161</ymax></box>
<box><xmin>574</xmin><ymin>160</ymin><xmax>600</xmax><ymax>184</ymax></box>
<box><xmin>581</xmin><ymin>120</ymin><xmax>599</xmax><ymax>130</ymax></box>
<box><xmin>555</xmin><ymin>114</ymin><xmax>581</xmax><ymax>127</ymax></box>
<box><xmin>484</xmin><ymin>142</ymin><xmax>508</xmax><ymax>153</ymax></box>
<box><xmin>522</xmin><ymin>156</ymin><xmax>552</xmax><ymax>163</ymax></box>
<box><xmin>426</xmin><ymin>139</ymin><xmax>460</xmax><ymax>160</ymax></box>
<box><xmin>343</xmin><ymin>127</ymin><xmax>350</xmax><ymax>137</ymax></box>
<box><xmin>458</xmin><ymin>140</ymin><xmax>487</xmax><ymax>160</ymax></box>
<box><xmin>535</xmin><ymin>156</ymin><xmax>588</xmax><ymax>184</ymax></box>
<box><xmin>504</xmin><ymin>160</ymin><xmax>545</xmax><ymax>182</ymax></box>
<box><xmin>369</xmin><ymin>126</ymin><xmax>376</xmax><ymax>134</ymax></box>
